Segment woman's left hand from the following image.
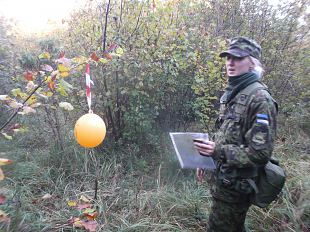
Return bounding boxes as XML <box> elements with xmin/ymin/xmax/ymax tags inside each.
<box><xmin>196</xmin><ymin>168</ymin><xmax>205</xmax><ymax>182</ymax></box>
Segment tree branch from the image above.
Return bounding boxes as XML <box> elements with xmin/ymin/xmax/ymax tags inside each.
<box><xmin>99</xmin><ymin>0</ymin><xmax>111</xmax><ymax>52</ymax></box>
<box><xmin>0</xmin><ymin>79</ymin><xmax>46</xmax><ymax>132</ymax></box>
<box><xmin>125</xmin><ymin>3</ymin><xmax>144</xmax><ymax>43</ymax></box>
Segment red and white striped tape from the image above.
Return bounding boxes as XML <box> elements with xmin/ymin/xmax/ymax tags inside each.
<box><xmin>85</xmin><ymin>63</ymin><xmax>94</xmax><ymax>113</ymax></box>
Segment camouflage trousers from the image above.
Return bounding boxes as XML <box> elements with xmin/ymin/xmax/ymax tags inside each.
<box><xmin>207</xmin><ymin>198</ymin><xmax>251</xmax><ymax>232</ymax></box>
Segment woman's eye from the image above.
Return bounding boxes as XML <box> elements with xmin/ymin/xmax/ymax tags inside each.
<box><xmin>227</xmin><ymin>56</ymin><xmax>244</xmax><ymax>61</ymax></box>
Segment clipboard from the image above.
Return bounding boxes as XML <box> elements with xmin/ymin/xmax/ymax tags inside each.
<box><xmin>169</xmin><ymin>132</ymin><xmax>216</xmax><ymax>169</ymax></box>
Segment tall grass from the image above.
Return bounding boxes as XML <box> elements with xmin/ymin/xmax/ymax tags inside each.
<box><xmin>0</xmin><ymin>117</ymin><xmax>309</xmax><ymax>231</ymax></box>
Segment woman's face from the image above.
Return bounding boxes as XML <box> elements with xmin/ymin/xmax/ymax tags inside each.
<box><xmin>225</xmin><ymin>55</ymin><xmax>253</xmax><ymax>77</ymax></box>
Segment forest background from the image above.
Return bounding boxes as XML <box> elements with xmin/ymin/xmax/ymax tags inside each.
<box><xmin>0</xmin><ymin>0</ymin><xmax>309</xmax><ymax>231</ymax></box>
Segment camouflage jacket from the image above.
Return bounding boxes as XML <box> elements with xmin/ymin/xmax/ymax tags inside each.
<box><xmin>211</xmin><ymin>81</ymin><xmax>278</xmax><ymax>202</ymax></box>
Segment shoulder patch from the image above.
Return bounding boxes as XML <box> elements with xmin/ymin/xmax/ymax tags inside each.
<box><xmin>252</xmin><ymin>131</ymin><xmax>267</xmax><ymax>145</ymax></box>
<box><xmin>253</xmin><ymin>89</ymin><xmax>270</xmax><ymax>103</ymax></box>
<box><xmin>256</xmin><ymin>114</ymin><xmax>269</xmax><ymax>125</ymax></box>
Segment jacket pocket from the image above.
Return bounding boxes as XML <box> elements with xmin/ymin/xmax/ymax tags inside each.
<box><xmin>224</xmin><ymin>115</ymin><xmax>242</xmax><ymax>144</ymax></box>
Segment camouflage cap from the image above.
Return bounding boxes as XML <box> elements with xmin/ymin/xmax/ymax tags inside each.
<box><xmin>219</xmin><ymin>36</ymin><xmax>261</xmax><ymax>60</ymax></box>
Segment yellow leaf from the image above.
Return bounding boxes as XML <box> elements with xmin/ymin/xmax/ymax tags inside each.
<box><xmin>76</xmin><ymin>64</ymin><xmax>84</xmax><ymax>71</ymax></box>
<box><xmin>0</xmin><ymin>168</ymin><xmax>4</xmax><ymax>180</ymax></box>
<box><xmin>11</xmin><ymin>88</ymin><xmax>27</xmax><ymax>98</ymax></box>
<box><xmin>83</xmin><ymin>208</ymin><xmax>96</xmax><ymax>214</ymax></box>
<box><xmin>7</xmin><ymin>100</ymin><xmax>23</xmax><ymax>109</ymax></box>
<box><xmin>71</xmin><ymin>56</ymin><xmax>86</xmax><ymax>70</ymax></box>
<box><xmin>11</xmin><ymin>88</ymin><xmax>22</xmax><ymax>97</ymax></box>
<box><xmin>72</xmin><ymin>56</ymin><xmax>88</xmax><ymax>63</ymax></box>
<box><xmin>1</xmin><ymin>133</ymin><xmax>12</xmax><ymax>140</ymax></box>
<box><xmin>79</xmin><ymin>195</ymin><xmax>91</xmax><ymax>203</ymax></box>
<box><xmin>7</xmin><ymin>99</ymin><xmax>23</xmax><ymax>109</ymax></box>
<box><xmin>60</xmin><ymin>71</ymin><xmax>70</xmax><ymax>78</ymax></box>
<box><xmin>99</xmin><ymin>58</ymin><xmax>108</xmax><ymax>64</ymax></box>
<box><xmin>39</xmin><ymin>52</ymin><xmax>51</xmax><ymax>59</ymax></box>
<box><xmin>57</xmin><ymin>86</ymin><xmax>68</xmax><ymax>96</ymax></box>
<box><xmin>67</xmin><ymin>200</ymin><xmax>77</xmax><ymax>207</ymax></box>
<box><xmin>43</xmin><ymin>92</ymin><xmax>54</xmax><ymax>97</ymax></box>
<box><xmin>45</xmin><ymin>76</ymin><xmax>52</xmax><ymax>82</ymax></box>
<box><xmin>0</xmin><ymin>159</ymin><xmax>13</xmax><ymax>166</ymax></box>
<box><xmin>73</xmin><ymin>218</ymin><xmax>84</xmax><ymax>228</ymax></box>
<box><xmin>116</xmin><ymin>47</ymin><xmax>124</xmax><ymax>55</ymax></box>
<box><xmin>27</xmin><ymin>95</ymin><xmax>37</xmax><ymax>105</ymax></box>
<box><xmin>57</xmin><ymin>63</ymin><xmax>70</xmax><ymax>72</ymax></box>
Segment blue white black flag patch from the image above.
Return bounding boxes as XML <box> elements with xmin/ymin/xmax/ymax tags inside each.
<box><xmin>256</xmin><ymin>114</ymin><xmax>269</xmax><ymax>125</ymax></box>
<box><xmin>256</xmin><ymin>119</ymin><xmax>269</xmax><ymax>125</ymax></box>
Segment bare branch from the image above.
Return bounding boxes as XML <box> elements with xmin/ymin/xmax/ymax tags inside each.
<box><xmin>125</xmin><ymin>3</ymin><xmax>144</xmax><ymax>43</ymax></box>
<box><xmin>99</xmin><ymin>0</ymin><xmax>111</xmax><ymax>52</ymax></box>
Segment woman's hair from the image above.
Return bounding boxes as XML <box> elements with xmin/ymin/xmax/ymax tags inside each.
<box><xmin>249</xmin><ymin>56</ymin><xmax>264</xmax><ymax>78</ymax></box>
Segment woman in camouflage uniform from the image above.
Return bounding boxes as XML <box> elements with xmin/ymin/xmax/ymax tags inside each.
<box><xmin>194</xmin><ymin>37</ymin><xmax>278</xmax><ymax>232</ymax></box>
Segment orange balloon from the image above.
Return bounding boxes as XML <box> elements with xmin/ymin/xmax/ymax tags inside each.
<box><xmin>74</xmin><ymin>113</ymin><xmax>106</xmax><ymax>148</ymax></box>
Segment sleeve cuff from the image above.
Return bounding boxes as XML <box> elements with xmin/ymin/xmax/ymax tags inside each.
<box><xmin>213</xmin><ymin>143</ymin><xmax>226</xmax><ymax>161</ymax></box>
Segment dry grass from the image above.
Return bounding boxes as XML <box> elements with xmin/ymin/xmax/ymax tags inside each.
<box><xmin>0</xmin><ymin>120</ymin><xmax>309</xmax><ymax>231</ymax></box>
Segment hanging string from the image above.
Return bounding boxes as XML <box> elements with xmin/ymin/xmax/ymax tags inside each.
<box><xmin>85</xmin><ymin>63</ymin><xmax>94</xmax><ymax>113</ymax></box>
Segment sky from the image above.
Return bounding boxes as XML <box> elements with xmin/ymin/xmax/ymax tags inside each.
<box><xmin>0</xmin><ymin>0</ymin><xmax>283</xmax><ymax>35</ymax></box>
<box><xmin>0</xmin><ymin>0</ymin><xmax>86</xmax><ymax>34</ymax></box>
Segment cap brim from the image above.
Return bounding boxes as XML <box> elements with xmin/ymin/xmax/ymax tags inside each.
<box><xmin>219</xmin><ymin>48</ymin><xmax>250</xmax><ymax>58</ymax></box>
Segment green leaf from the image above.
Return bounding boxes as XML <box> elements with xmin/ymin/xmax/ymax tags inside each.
<box><xmin>82</xmin><ymin>208</ymin><xmax>96</xmax><ymax>214</ymax></box>
<box><xmin>11</xmin><ymin>88</ymin><xmax>22</xmax><ymax>97</ymax></box>
<box><xmin>59</xmin><ymin>79</ymin><xmax>74</xmax><ymax>90</ymax></box>
<box><xmin>99</xmin><ymin>58</ymin><xmax>108</xmax><ymax>64</ymax></box>
<box><xmin>1</xmin><ymin>133</ymin><xmax>12</xmax><ymax>140</ymax></box>
<box><xmin>57</xmin><ymin>86</ymin><xmax>68</xmax><ymax>96</ymax></box>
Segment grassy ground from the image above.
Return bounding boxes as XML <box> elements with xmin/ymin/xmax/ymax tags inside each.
<box><xmin>0</xmin><ymin>120</ymin><xmax>309</xmax><ymax>231</ymax></box>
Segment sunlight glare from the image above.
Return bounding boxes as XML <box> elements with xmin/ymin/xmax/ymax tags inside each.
<box><xmin>0</xmin><ymin>0</ymin><xmax>86</xmax><ymax>34</ymax></box>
